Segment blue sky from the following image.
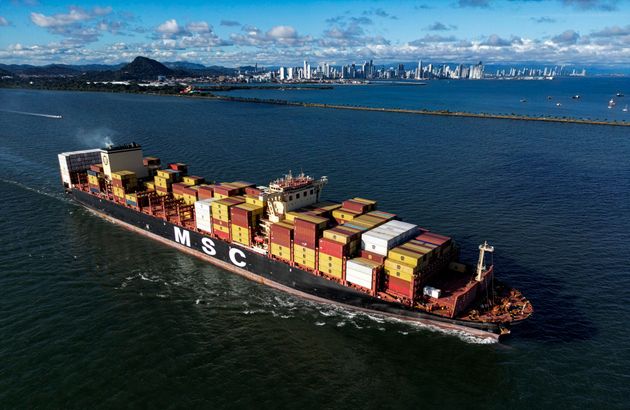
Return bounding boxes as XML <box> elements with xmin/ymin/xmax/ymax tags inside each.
<box><xmin>1</xmin><ymin>0</ymin><xmax>629</xmax><ymax>66</ymax></box>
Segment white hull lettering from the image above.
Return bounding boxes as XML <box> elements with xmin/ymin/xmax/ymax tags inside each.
<box><xmin>229</xmin><ymin>248</ymin><xmax>247</xmax><ymax>267</ymax></box>
<box><xmin>174</xmin><ymin>227</ymin><xmax>191</xmax><ymax>247</ymax></box>
<box><xmin>201</xmin><ymin>237</ymin><xmax>217</xmax><ymax>256</ymax></box>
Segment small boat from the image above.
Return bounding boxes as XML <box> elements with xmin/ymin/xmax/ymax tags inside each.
<box><xmin>609</xmin><ymin>99</ymin><xmax>616</xmax><ymax>109</ymax></box>
<box><xmin>520</xmin><ymin>99</ymin><xmax>527</xmax><ymax>103</ymax></box>
<box><xmin>556</xmin><ymin>102</ymin><xmax>562</xmax><ymax>107</ymax></box>
<box><xmin>616</xmin><ymin>92</ymin><xmax>624</xmax><ymax>97</ymax></box>
<box><xmin>572</xmin><ymin>95</ymin><xmax>581</xmax><ymax>99</ymax></box>
<box><xmin>623</xmin><ymin>105</ymin><xmax>628</xmax><ymax>112</ymax></box>
<box><xmin>547</xmin><ymin>96</ymin><xmax>553</xmax><ymax>100</ymax></box>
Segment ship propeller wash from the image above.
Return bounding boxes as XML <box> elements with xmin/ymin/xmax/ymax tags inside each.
<box><xmin>59</xmin><ymin>143</ymin><xmax>532</xmax><ymax>340</ymax></box>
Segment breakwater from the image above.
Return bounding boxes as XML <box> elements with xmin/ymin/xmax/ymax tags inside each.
<box><xmin>212</xmin><ymin>94</ymin><xmax>630</xmax><ymax>127</ymax></box>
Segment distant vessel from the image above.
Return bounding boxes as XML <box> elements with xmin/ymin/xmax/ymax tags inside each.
<box><xmin>608</xmin><ymin>99</ymin><xmax>616</xmax><ymax>109</ymax></box>
<box><xmin>520</xmin><ymin>99</ymin><xmax>527</xmax><ymax>103</ymax></box>
<box><xmin>556</xmin><ymin>102</ymin><xmax>562</xmax><ymax>107</ymax></box>
<box><xmin>616</xmin><ymin>92</ymin><xmax>624</xmax><ymax>97</ymax></box>
<box><xmin>623</xmin><ymin>105</ymin><xmax>628</xmax><ymax>112</ymax></box>
<box><xmin>57</xmin><ymin>143</ymin><xmax>533</xmax><ymax>340</ymax></box>
<box><xmin>572</xmin><ymin>95</ymin><xmax>581</xmax><ymax>100</ymax></box>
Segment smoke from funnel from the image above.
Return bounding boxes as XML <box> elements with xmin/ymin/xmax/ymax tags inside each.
<box><xmin>76</xmin><ymin>127</ymin><xmax>117</xmax><ymax>148</ymax></box>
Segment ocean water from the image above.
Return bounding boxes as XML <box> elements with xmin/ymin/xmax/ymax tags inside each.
<box><xmin>216</xmin><ymin>77</ymin><xmax>630</xmax><ymax>122</ymax></box>
<box><xmin>0</xmin><ymin>87</ymin><xmax>629</xmax><ymax>408</ymax></box>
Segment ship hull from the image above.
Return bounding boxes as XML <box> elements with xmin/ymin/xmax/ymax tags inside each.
<box><xmin>70</xmin><ymin>189</ymin><xmax>505</xmax><ymax>340</ymax></box>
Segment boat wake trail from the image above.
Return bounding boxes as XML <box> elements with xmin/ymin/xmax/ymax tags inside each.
<box><xmin>0</xmin><ymin>109</ymin><xmax>62</xmax><ymax>119</ymax></box>
<box><xmin>0</xmin><ymin>178</ymin><xmax>67</xmax><ymax>202</ymax></box>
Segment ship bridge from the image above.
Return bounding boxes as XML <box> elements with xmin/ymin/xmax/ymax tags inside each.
<box><xmin>266</xmin><ymin>171</ymin><xmax>327</xmax><ymax>223</ymax></box>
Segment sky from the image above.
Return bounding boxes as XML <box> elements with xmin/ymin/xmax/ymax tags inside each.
<box><xmin>1</xmin><ymin>0</ymin><xmax>629</xmax><ymax>66</ymax></box>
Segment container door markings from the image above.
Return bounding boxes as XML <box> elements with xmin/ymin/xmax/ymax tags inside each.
<box><xmin>174</xmin><ymin>226</ymin><xmax>191</xmax><ymax>247</ymax></box>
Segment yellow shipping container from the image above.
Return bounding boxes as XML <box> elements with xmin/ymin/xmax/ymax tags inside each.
<box><xmin>332</xmin><ymin>208</ymin><xmax>361</xmax><ymax>222</ymax></box>
<box><xmin>244</xmin><ymin>194</ymin><xmax>265</xmax><ymax>207</ymax></box>
<box><xmin>384</xmin><ymin>260</ymin><xmax>419</xmax><ymax>282</ymax></box>
<box><xmin>145</xmin><ymin>181</ymin><xmax>155</xmax><ymax>190</ymax></box>
<box><xmin>182</xmin><ymin>175</ymin><xmax>204</xmax><ymax>186</ymax></box>
<box><xmin>213</xmin><ymin>224</ymin><xmax>229</xmax><ymax>234</ymax></box>
<box><xmin>112</xmin><ymin>170</ymin><xmax>136</xmax><ymax>181</ymax></box>
<box><xmin>112</xmin><ymin>186</ymin><xmax>125</xmax><ymax>198</ymax></box>
<box><xmin>156</xmin><ymin>169</ymin><xmax>175</xmax><ymax>179</ymax></box>
<box><xmin>183</xmin><ymin>193</ymin><xmax>198</xmax><ymax>205</ymax></box>
<box><xmin>285</xmin><ymin>211</ymin><xmax>303</xmax><ymax>223</ymax></box>
<box><xmin>293</xmin><ymin>244</ymin><xmax>316</xmax><ymax>260</ymax></box>
<box><xmin>387</xmin><ymin>247</ymin><xmax>426</xmax><ymax>268</ymax></box>
<box><xmin>323</xmin><ymin>228</ymin><xmax>360</xmax><ymax>244</ymax></box>
<box><xmin>211</xmin><ymin>199</ymin><xmax>241</xmax><ymax>222</ymax></box>
<box><xmin>319</xmin><ymin>264</ymin><xmax>343</xmax><ymax>279</ymax></box>
<box><xmin>295</xmin><ymin>257</ymin><xmax>316</xmax><ymax>269</ymax></box>
<box><xmin>318</xmin><ymin>254</ymin><xmax>343</xmax><ymax>269</ymax></box>
<box><xmin>173</xmin><ymin>192</ymin><xmax>184</xmax><ymax>200</ymax></box>
<box><xmin>154</xmin><ymin>176</ymin><xmax>172</xmax><ymax>189</ymax></box>
<box><xmin>155</xmin><ymin>189</ymin><xmax>168</xmax><ymax>196</ymax></box>
<box><xmin>294</xmin><ymin>214</ymin><xmax>328</xmax><ymax>230</ymax></box>
<box><xmin>87</xmin><ymin>175</ymin><xmax>100</xmax><ymax>185</ymax></box>
<box><xmin>270</xmin><ymin>243</ymin><xmax>291</xmax><ymax>260</ymax></box>
<box><xmin>353</xmin><ymin>197</ymin><xmax>377</xmax><ymax>208</ymax></box>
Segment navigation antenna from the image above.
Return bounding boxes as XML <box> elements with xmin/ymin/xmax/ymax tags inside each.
<box><xmin>476</xmin><ymin>241</ymin><xmax>494</xmax><ymax>282</ymax></box>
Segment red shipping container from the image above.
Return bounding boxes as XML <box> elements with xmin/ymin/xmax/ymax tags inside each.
<box><xmin>214</xmin><ymin>230</ymin><xmax>230</xmax><ymax>241</ymax></box>
<box><xmin>342</xmin><ymin>200</ymin><xmax>369</xmax><ymax>214</ymax></box>
<box><xmin>197</xmin><ymin>185</ymin><xmax>215</xmax><ymax>200</ymax></box>
<box><xmin>214</xmin><ymin>184</ymin><xmax>240</xmax><ymax>197</ymax></box>
<box><xmin>168</xmin><ymin>163</ymin><xmax>188</xmax><ymax>173</ymax></box>
<box><xmin>90</xmin><ymin>164</ymin><xmax>104</xmax><ymax>173</ymax></box>
<box><xmin>386</xmin><ymin>275</ymin><xmax>413</xmax><ymax>298</ymax></box>
<box><xmin>172</xmin><ymin>182</ymin><xmax>187</xmax><ymax>194</ymax></box>
<box><xmin>244</xmin><ymin>186</ymin><xmax>261</xmax><ymax>196</ymax></box>
<box><xmin>415</xmin><ymin>232</ymin><xmax>450</xmax><ymax>246</ymax></box>
<box><xmin>231</xmin><ymin>207</ymin><xmax>252</xmax><ymax>227</ymax></box>
<box><xmin>360</xmin><ymin>250</ymin><xmax>386</xmax><ymax>264</ymax></box>
<box><xmin>111</xmin><ymin>179</ymin><xmax>123</xmax><ymax>188</ymax></box>
<box><xmin>182</xmin><ymin>186</ymin><xmax>197</xmax><ymax>196</ymax></box>
<box><xmin>319</xmin><ymin>238</ymin><xmax>347</xmax><ymax>258</ymax></box>
<box><xmin>270</xmin><ymin>224</ymin><xmax>293</xmax><ymax>246</ymax></box>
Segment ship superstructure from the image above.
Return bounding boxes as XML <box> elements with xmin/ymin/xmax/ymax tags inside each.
<box><xmin>58</xmin><ymin>143</ymin><xmax>532</xmax><ymax>339</ymax></box>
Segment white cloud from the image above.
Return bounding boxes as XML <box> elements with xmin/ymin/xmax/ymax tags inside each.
<box><xmin>30</xmin><ymin>7</ymin><xmax>92</xmax><ymax>28</ymax></box>
<box><xmin>156</xmin><ymin>19</ymin><xmax>181</xmax><ymax>37</ymax></box>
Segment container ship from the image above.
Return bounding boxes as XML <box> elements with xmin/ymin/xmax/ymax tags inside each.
<box><xmin>58</xmin><ymin>143</ymin><xmax>532</xmax><ymax>340</ymax></box>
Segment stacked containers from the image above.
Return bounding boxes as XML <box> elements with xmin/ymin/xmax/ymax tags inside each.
<box><xmin>230</xmin><ymin>203</ymin><xmax>264</xmax><ymax>246</ymax></box>
<box><xmin>111</xmin><ymin>170</ymin><xmax>137</xmax><ymax>203</ymax></box>
<box><xmin>293</xmin><ymin>215</ymin><xmax>328</xmax><ymax>270</ymax></box>
<box><xmin>197</xmin><ymin>185</ymin><xmax>215</xmax><ymax>200</ymax></box>
<box><xmin>168</xmin><ymin>163</ymin><xmax>188</xmax><ymax>174</ymax></box>
<box><xmin>182</xmin><ymin>175</ymin><xmax>205</xmax><ymax>186</ymax></box>
<box><xmin>319</xmin><ymin>225</ymin><xmax>363</xmax><ymax>278</ymax></box>
<box><xmin>343</xmin><ymin>198</ymin><xmax>377</xmax><ymax>213</ymax></box>
<box><xmin>154</xmin><ymin>169</ymin><xmax>181</xmax><ymax>196</ymax></box>
<box><xmin>360</xmin><ymin>220</ymin><xmax>421</xmax><ymax>256</ymax></box>
<box><xmin>195</xmin><ymin>198</ymin><xmax>217</xmax><ymax>233</ymax></box>
<box><xmin>210</xmin><ymin>197</ymin><xmax>245</xmax><ymax>240</ymax></box>
<box><xmin>346</xmin><ymin>258</ymin><xmax>382</xmax><ymax>295</ymax></box>
<box><xmin>214</xmin><ymin>183</ymin><xmax>241</xmax><ymax>199</ymax></box>
<box><xmin>143</xmin><ymin>157</ymin><xmax>161</xmax><ymax>177</ymax></box>
<box><xmin>414</xmin><ymin>232</ymin><xmax>455</xmax><ymax>281</ymax></box>
<box><xmin>87</xmin><ymin>164</ymin><xmax>104</xmax><ymax>193</ymax></box>
<box><xmin>182</xmin><ymin>185</ymin><xmax>199</xmax><ymax>205</ymax></box>
<box><xmin>270</xmin><ymin>221</ymin><xmax>294</xmax><ymax>262</ymax></box>
<box><xmin>332</xmin><ymin>208</ymin><xmax>362</xmax><ymax>224</ymax></box>
<box><xmin>384</xmin><ymin>240</ymin><xmax>435</xmax><ymax>299</ymax></box>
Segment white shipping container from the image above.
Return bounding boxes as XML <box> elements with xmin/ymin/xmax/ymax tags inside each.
<box><xmin>195</xmin><ymin>198</ymin><xmax>216</xmax><ymax>233</ymax></box>
<box><xmin>361</xmin><ymin>220</ymin><xmax>421</xmax><ymax>256</ymax></box>
<box><xmin>58</xmin><ymin>149</ymin><xmax>102</xmax><ymax>187</ymax></box>
<box><xmin>346</xmin><ymin>258</ymin><xmax>380</xmax><ymax>290</ymax></box>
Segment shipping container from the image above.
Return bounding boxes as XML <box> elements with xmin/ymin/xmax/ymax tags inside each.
<box><xmin>231</xmin><ymin>225</ymin><xmax>252</xmax><ymax>246</ymax></box>
<box><xmin>231</xmin><ymin>203</ymin><xmax>264</xmax><ymax>227</ymax></box>
<box><xmin>365</xmin><ymin>210</ymin><xmax>396</xmax><ymax>221</ymax></box>
<box><xmin>322</xmin><ymin>226</ymin><xmax>361</xmax><ymax>244</ymax></box>
<box><xmin>385</xmin><ymin>274</ymin><xmax>413</xmax><ymax>299</ymax></box>
<box><xmin>346</xmin><ymin>257</ymin><xmax>382</xmax><ymax>292</ymax></box>
<box><xmin>197</xmin><ymin>185</ymin><xmax>215</xmax><ymax>200</ymax></box>
<box><xmin>156</xmin><ymin>169</ymin><xmax>182</xmax><ymax>181</ymax></box>
<box><xmin>244</xmin><ymin>186</ymin><xmax>262</xmax><ymax>196</ymax></box>
<box><xmin>89</xmin><ymin>163</ymin><xmax>104</xmax><ymax>173</ymax></box>
<box><xmin>211</xmin><ymin>197</ymin><xmax>245</xmax><ymax>222</ymax></box>
<box><xmin>360</xmin><ymin>220</ymin><xmax>421</xmax><ymax>256</ymax></box>
<box><xmin>270</xmin><ymin>243</ymin><xmax>292</xmax><ymax>262</ymax></box>
<box><xmin>342</xmin><ymin>198</ymin><xmax>375</xmax><ymax>214</ymax></box>
<box><xmin>244</xmin><ymin>194</ymin><xmax>266</xmax><ymax>208</ymax></box>
<box><xmin>293</xmin><ymin>244</ymin><xmax>316</xmax><ymax>261</ymax></box>
<box><xmin>387</xmin><ymin>246</ymin><xmax>427</xmax><ymax>268</ymax></box>
<box><xmin>270</xmin><ymin>222</ymin><xmax>294</xmax><ymax>246</ymax></box>
<box><xmin>168</xmin><ymin>163</ymin><xmax>188</xmax><ymax>174</ymax></box>
<box><xmin>415</xmin><ymin>232</ymin><xmax>451</xmax><ymax>247</ymax></box>
<box><xmin>360</xmin><ymin>250</ymin><xmax>386</xmax><ymax>264</ymax></box>
<box><xmin>214</xmin><ymin>183</ymin><xmax>241</xmax><ymax>199</ymax></box>
<box><xmin>318</xmin><ymin>261</ymin><xmax>343</xmax><ymax>279</ymax></box>
<box><xmin>384</xmin><ymin>259</ymin><xmax>418</xmax><ymax>282</ymax></box>
<box><xmin>183</xmin><ymin>175</ymin><xmax>205</xmax><ymax>186</ymax></box>
<box><xmin>318</xmin><ymin>237</ymin><xmax>349</xmax><ymax>258</ymax></box>
<box><xmin>143</xmin><ymin>157</ymin><xmax>160</xmax><ymax>166</ymax></box>
<box><xmin>195</xmin><ymin>198</ymin><xmax>216</xmax><ymax>233</ymax></box>
<box><xmin>332</xmin><ymin>208</ymin><xmax>362</xmax><ymax>223</ymax></box>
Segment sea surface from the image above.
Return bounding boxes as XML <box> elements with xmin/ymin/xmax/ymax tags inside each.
<box><xmin>1</xmin><ymin>85</ymin><xmax>629</xmax><ymax>409</ymax></box>
<box><xmin>216</xmin><ymin>77</ymin><xmax>630</xmax><ymax>122</ymax></box>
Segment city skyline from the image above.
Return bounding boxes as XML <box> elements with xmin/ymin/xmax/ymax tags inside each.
<box><xmin>1</xmin><ymin>0</ymin><xmax>629</xmax><ymax>66</ymax></box>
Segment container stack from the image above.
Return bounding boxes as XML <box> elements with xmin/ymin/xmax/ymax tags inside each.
<box><xmin>214</xmin><ymin>183</ymin><xmax>242</xmax><ymax>199</ymax></box>
<box><xmin>195</xmin><ymin>198</ymin><xmax>217</xmax><ymax>233</ymax></box>
<box><xmin>413</xmin><ymin>232</ymin><xmax>455</xmax><ymax>281</ymax></box>
<box><xmin>87</xmin><ymin>163</ymin><xmax>104</xmax><ymax>193</ymax></box>
<box><xmin>111</xmin><ymin>170</ymin><xmax>137</xmax><ymax>203</ymax></box>
<box><xmin>154</xmin><ymin>169</ymin><xmax>182</xmax><ymax>196</ymax></box>
<box><xmin>293</xmin><ymin>215</ymin><xmax>329</xmax><ymax>270</ymax></box>
<box><xmin>230</xmin><ymin>203</ymin><xmax>264</xmax><ymax>246</ymax></box>
<box><xmin>360</xmin><ymin>220</ymin><xmax>421</xmax><ymax>265</ymax></box>
<box><xmin>58</xmin><ymin>149</ymin><xmax>102</xmax><ymax>188</ymax></box>
<box><xmin>384</xmin><ymin>240</ymin><xmax>436</xmax><ymax>299</ymax></box>
<box><xmin>197</xmin><ymin>185</ymin><xmax>215</xmax><ymax>200</ymax></box>
<box><xmin>332</xmin><ymin>198</ymin><xmax>377</xmax><ymax>224</ymax></box>
<box><xmin>318</xmin><ymin>225</ymin><xmax>363</xmax><ymax>278</ymax></box>
<box><xmin>168</xmin><ymin>163</ymin><xmax>188</xmax><ymax>174</ymax></box>
<box><xmin>210</xmin><ymin>197</ymin><xmax>245</xmax><ymax>240</ymax></box>
<box><xmin>183</xmin><ymin>175</ymin><xmax>205</xmax><ymax>186</ymax></box>
<box><xmin>346</xmin><ymin>257</ymin><xmax>382</xmax><ymax>295</ymax></box>
<box><xmin>270</xmin><ymin>221</ymin><xmax>294</xmax><ymax>262</ymax></box>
